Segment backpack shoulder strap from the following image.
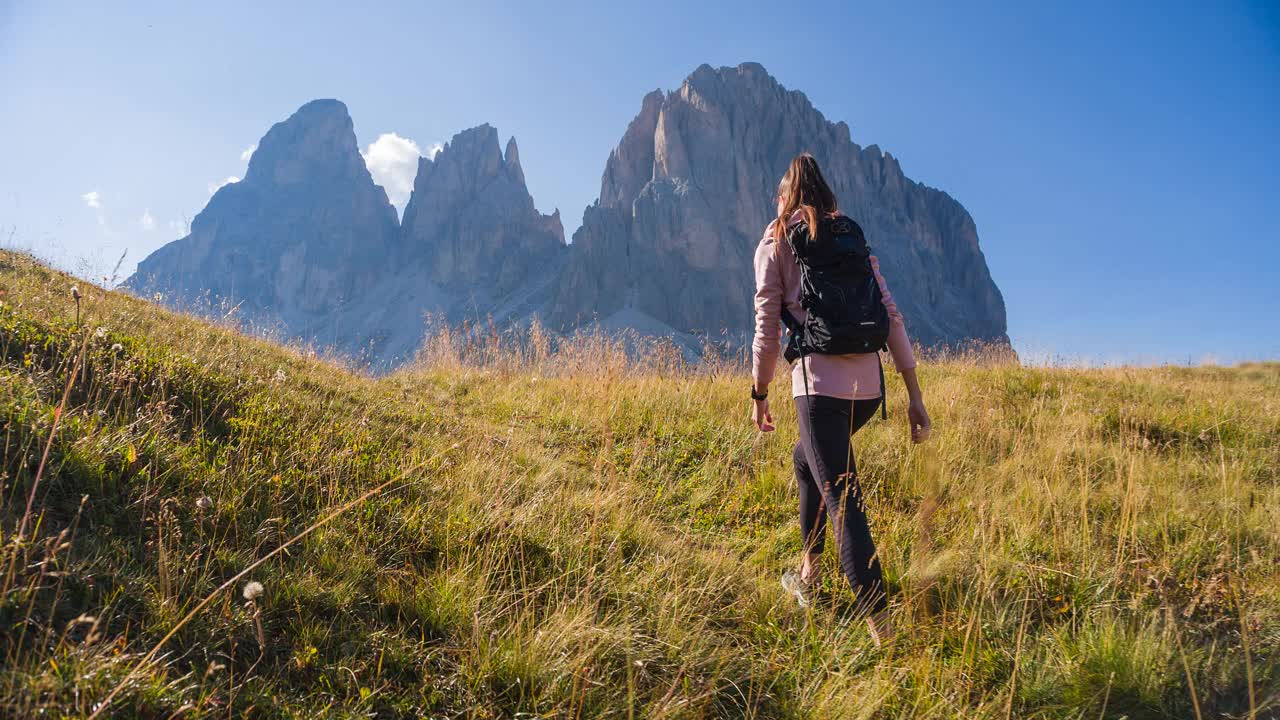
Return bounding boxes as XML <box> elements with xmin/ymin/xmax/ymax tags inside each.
<box><xmin>878</xmin><ymin>352</ymin><xmax>887</xmax><ymax>420</ymax></box>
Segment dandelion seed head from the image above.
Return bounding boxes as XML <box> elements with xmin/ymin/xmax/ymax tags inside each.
<box><xmin>196</xmin><ymin>495</ymin><xmax>213</xmax><ymax>510</ymax></box>
<box><xmin>70</xmin><ymin>285</ymin><xmax>81</xmax><ymax>299</ymax></box>
<box><xmin>111</xmin><ymin>343</ymin><xmax>123</xmax><ymax>354</ymax></box>
<box><xmin>243</xmin><ymin>581</ymin><xmax>264</xmax><ymax>601</ymax></box>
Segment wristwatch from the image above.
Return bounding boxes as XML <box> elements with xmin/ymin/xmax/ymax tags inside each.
<box><xmin>751</xmin><ymin>385</ymin><xmax>768</xmax><ymax>401</ymax></box>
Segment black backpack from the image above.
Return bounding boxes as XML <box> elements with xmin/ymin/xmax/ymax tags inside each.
<box><xmin>780</xmin><ymin>214</ymin><xmax>891</xmax><ymax>412</ymax></box>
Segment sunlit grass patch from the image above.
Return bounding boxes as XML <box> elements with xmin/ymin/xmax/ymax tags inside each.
<box><xmin>1</xmin><ymin>249</ymin><xmax>1276</xmax><ymax>718</ymax></box>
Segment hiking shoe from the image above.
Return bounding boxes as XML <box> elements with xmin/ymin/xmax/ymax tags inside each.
<box><xmin>781</xmin><ymin>569</ymin><xmax>818</xmax><ymax>608</ymax></box>
<box><xmin>866</xmin><ymin>609</ymin><xmax>895</xmax><ymax>647</ymax></box>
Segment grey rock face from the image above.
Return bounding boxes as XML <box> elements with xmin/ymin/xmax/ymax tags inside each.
<box><xmin>128</xmin><ymin>105</ymin><xmax>566</xmax><ymax>369</ymax></box>
<box><xmin>129</xmin><ymin>64</ymin><xmax>1007</xmax><ymax>370</ymax></box>
<box><xmin>400</xmin><ymin>124</ymin><xmax>565</xmax><ymax>299</ymax></box>
<box><xmin>128</xmin><ymin>99</ymin><xmax>399</xmax><ymax>335</ymax></box>
<box><xmin>551</xmin><ymin>63</ymin><xmax>1008</xmax><ymax>348</ymax></box>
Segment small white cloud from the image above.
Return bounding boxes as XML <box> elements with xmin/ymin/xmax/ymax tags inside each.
<box><xmin>362</xmin><ymin>132</ymin><xmax>423</xmax><ymax>213</ymax></box>
<box><xmin>208</xmin><ymin>176</ymin><xmax>240</xmax><ymax>195</ymax></box>
<box><xmin>240</xmin><ymin>144</ymin><xmax>257</xmax><ymax>162</ymax></box>
<box><xmin>427</xmin><ymin>142</ymin><xmax>444</xmax><ymax>159</ymax></box>
<box><xmin>140</xmin><ymin>209</ymin><xmax>155</xmax><ymax>230</ymax></box>
<box><xmin>82</xmin><ymin>190</ymin><xmax>107</xmax><ymax>226</ymax></box>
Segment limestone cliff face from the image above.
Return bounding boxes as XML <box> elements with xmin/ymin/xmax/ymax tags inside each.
<box><xmin>552</xmin><ymin>63</ymin><xmax>1008</xmax><ymax>348</ymax></box>
<box><xmin>128</xmin><ymin>99</ymin><xmax>399</xmax><ymax>328</ymax></box>
<box><xmin>128</xmin><ymin>107</ymin><xmax>565</xmax><ymax>368</ymax></box>
<box><xmin>400</xmin><ymin>125</ymin><xmax>564</xmax><ymax>298</ymax></box>
<box><xmin>130</xmin><ymin>64</ymin><xmax>1007</xmax><ymax>370</ymax></box>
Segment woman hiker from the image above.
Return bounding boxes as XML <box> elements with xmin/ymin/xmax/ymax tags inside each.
<box><xmin>750</xmin><ymin>153</ymin><xmax>931</xmax><ymax>645</ymax></box>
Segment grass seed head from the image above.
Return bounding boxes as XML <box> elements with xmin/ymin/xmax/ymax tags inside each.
<box><xmin>242</xmin><ymin>581</ymin><xmax>264</xmax><ymax>601</ymax></box>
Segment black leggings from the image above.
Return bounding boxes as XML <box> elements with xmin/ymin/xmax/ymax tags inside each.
<box><xmin>792</xmin><ymin>394</ymin><xmax>887</xmax><ymax>613</ymax></box>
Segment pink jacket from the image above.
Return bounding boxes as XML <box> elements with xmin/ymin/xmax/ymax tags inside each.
<box><xmin>752</xmin><ymin>214</ymin><xmax>916</xmax><ymax>400</ymax></box>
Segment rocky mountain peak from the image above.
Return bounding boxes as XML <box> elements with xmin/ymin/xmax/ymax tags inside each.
<box><xmin>130</xmin><ymin>105</ymin><xmax>571</xmax><ymax>370</ymax></box>
<box><xmin>551</xmin><ymin>63</ymin><xmax>1007</xmax><ymax>348</ymax></box>
<box><xmin>599</xmin><ymin>89</ymin><xmax>663</xmax><ymax>208</ymax></box>
<box><xmin>243</xmin><ymin>99</ymin><xmax>374</xmax><ymax>191</ymax></box>
<box><xmin>400</xmin><ymin>124</ymin><xmax>564</xmax><ymax>295</ymax></box>
<box><xmin>405</xmin><ymin>124</ymin><xmax>522</xmax><ymax>211</ymax></box>
<box><xmin>128</xmin><ymin>97</ymin><xmax>399</xmax><ymax>347</ymax></box>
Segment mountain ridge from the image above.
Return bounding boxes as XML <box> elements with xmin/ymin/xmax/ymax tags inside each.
<box><xmin>129</xmin><ymin>62</ymin><xmax>1008</xmax><ymax>368</ymax></box>
<box><xmin>550</xmin><ymin>62</ymin><xmax>1007</xmax><ymax>348</ymax></box>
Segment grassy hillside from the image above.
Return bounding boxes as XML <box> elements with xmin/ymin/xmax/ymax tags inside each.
<box><xmin>1</xmin><ymin>249</ymin><xmax>1277</xmax><ymax>719</ymax></box>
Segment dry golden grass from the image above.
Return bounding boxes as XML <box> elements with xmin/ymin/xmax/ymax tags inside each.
<box><xmin>1</xmin><ymin>249</ymin><xmax>1276</xmax><ymax>718</ymax></box>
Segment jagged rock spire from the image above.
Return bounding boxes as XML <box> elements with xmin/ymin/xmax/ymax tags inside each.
<box><xmin>504</xmin><ymin>136</ymin><xmax>525</xmax><ymax>187</ymax></box>
<box><xmin>400</xmin><ymin>124</ymin><xmax>564</xmax><ymax>295</ymax></box>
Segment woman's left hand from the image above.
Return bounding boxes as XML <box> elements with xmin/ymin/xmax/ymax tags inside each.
<box><xmin>752</xmin><ymin>398</ymin><xmax>775</xmax><ymax>433</ymax></box>
<box><xmin>908</xmin><ymin>397</ymin><xmax>931</xmax><ymax>443</ymax></box>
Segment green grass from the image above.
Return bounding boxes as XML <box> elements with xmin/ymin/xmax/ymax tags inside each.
<box><xmin>1</xmin><ymin>249</ymin><xmax>1277</xmax><ymax>718</ymax></box>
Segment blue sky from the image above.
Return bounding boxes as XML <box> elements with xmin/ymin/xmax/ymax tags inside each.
<box><xmin>1</xmin><ymin>0</ymin><xmax>1277</xmax><ymax>363</ymax></box>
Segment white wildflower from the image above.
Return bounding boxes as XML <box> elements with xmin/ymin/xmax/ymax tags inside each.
<box><xmin>242</xmin><ymin>581</ymin><xmax>264</xmax><ymax>601</ymax></box>
<box><xmin>95</xmin><ymin>326</ymin><xmax>108</xmax><ymax>340</ymax></box>
<box><xmin>196</xmin><ymin>495</ymin><xmax>213</xmax><ymax>511</ymax></box>
<box><xmin>274</xmin><ymin>368</ymin><xmax>287</xmax><ymax>383</ymax></box>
